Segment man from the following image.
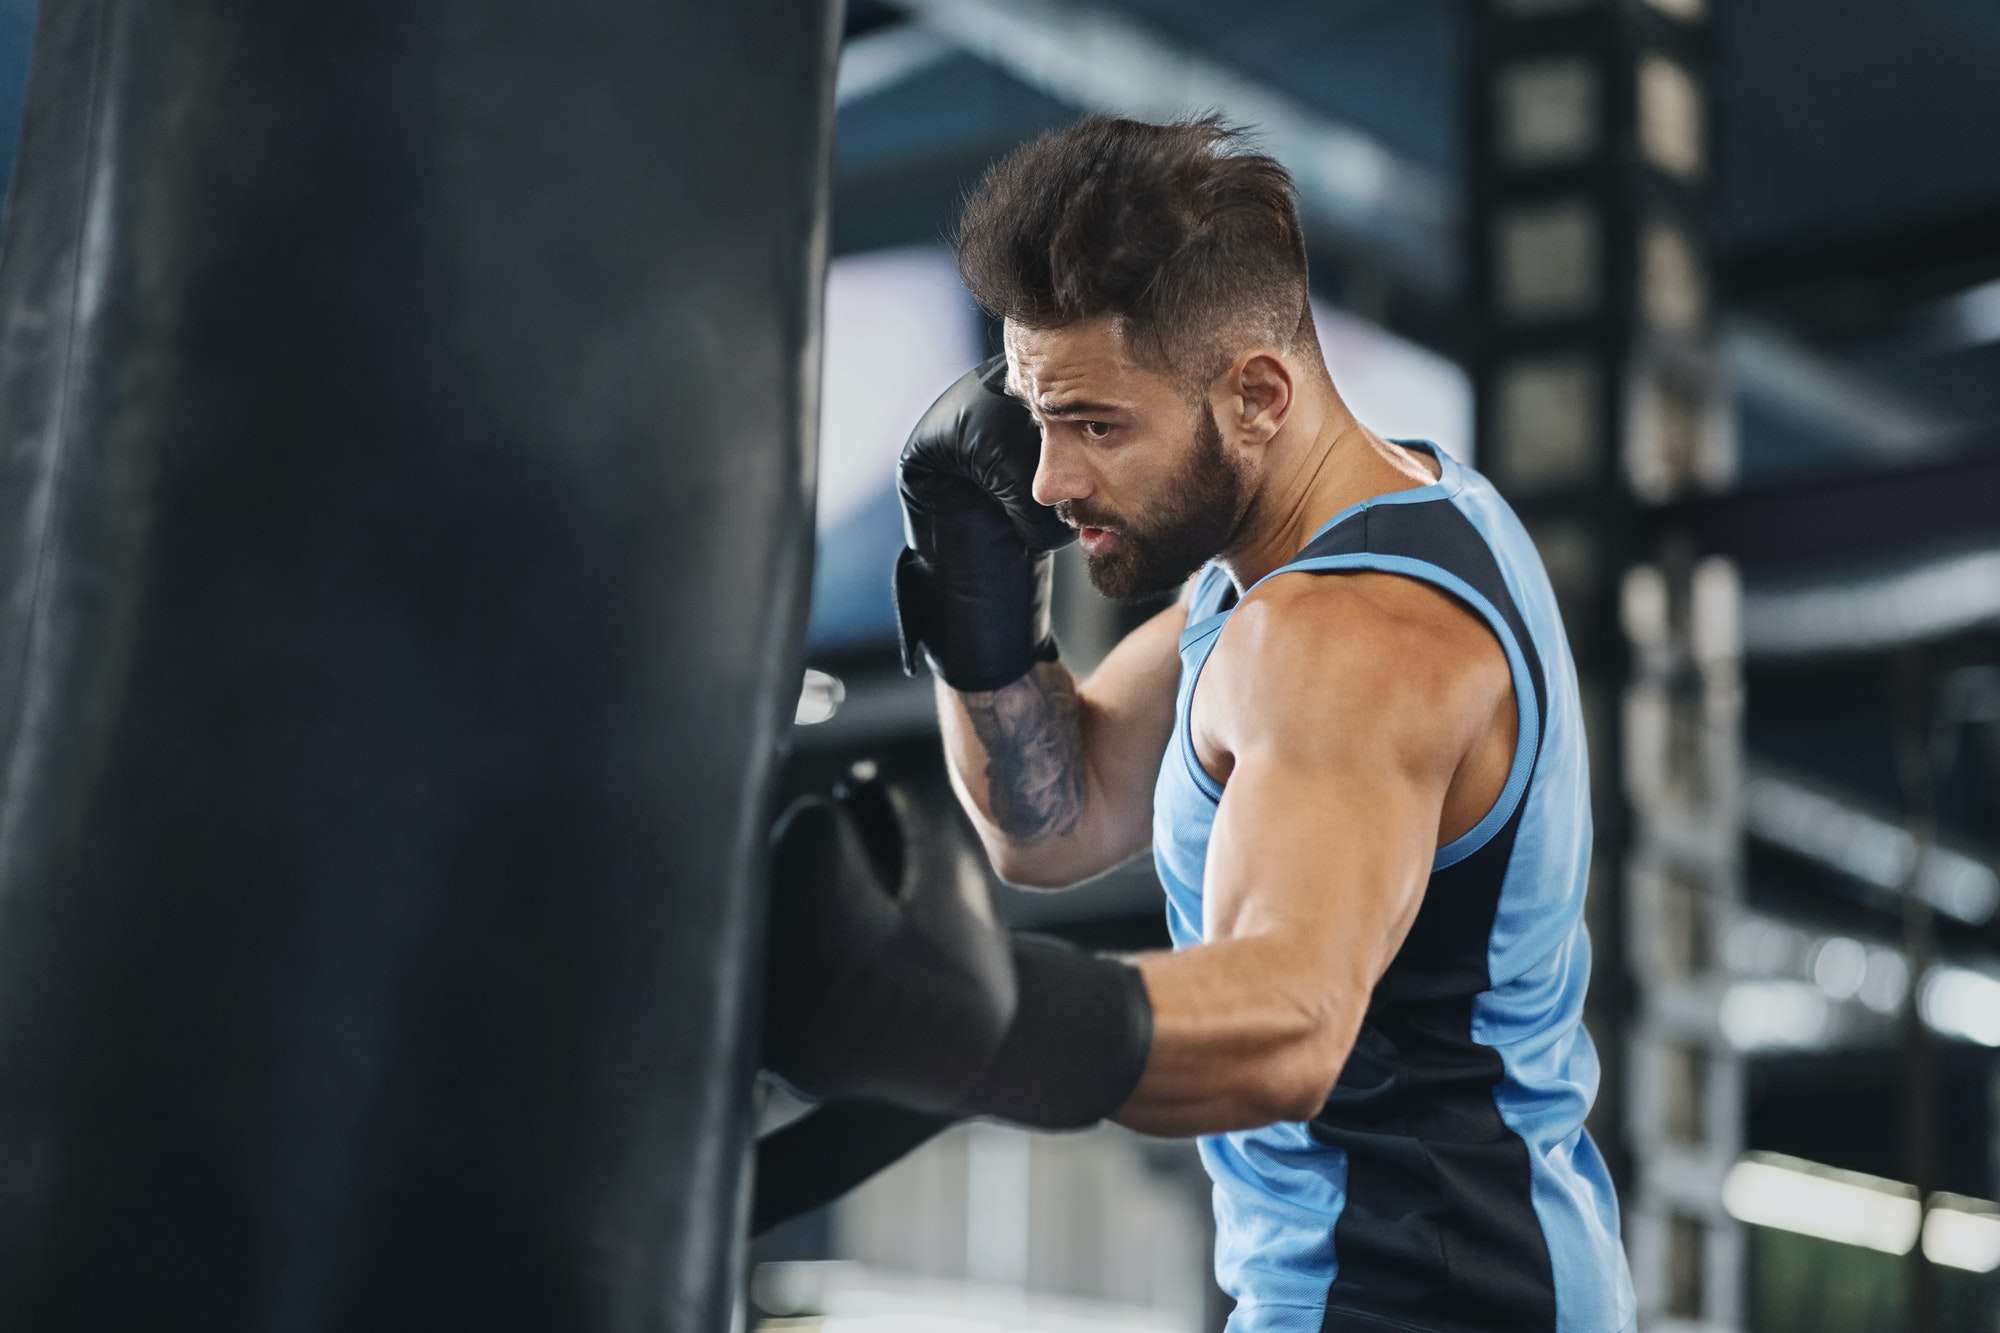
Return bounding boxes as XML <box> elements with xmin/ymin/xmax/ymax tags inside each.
<box><xmin>761</xmin><ymin>116</ymin><xmax>1634</xmax><ymax>1333</ymax></box>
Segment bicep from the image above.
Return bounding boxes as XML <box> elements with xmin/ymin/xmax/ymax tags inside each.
<box><xmin>1195</xmin><ymin>597</ymin><xmax>1475</xmax><ymax>992</ymax></box>
<box><xmin>1201</xmin><ymin>744</ymin><xmax>1439</xmax><ymax>994</ymax></box>
<box><xmin>1116</xmin><ymin>747</ymin><xmax>1442</xmax><ymax>1132</ymax></box>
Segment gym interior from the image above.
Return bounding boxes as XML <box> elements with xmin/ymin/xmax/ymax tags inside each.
<box><xmin>0</xmin><ymin>3</ymin><xmax>1994</xmax><ymax>1332</ymax></box>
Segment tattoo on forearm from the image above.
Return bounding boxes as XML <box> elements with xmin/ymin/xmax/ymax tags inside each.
<box><xmin>960</xmin><ymin>663</ymin><xmax>1087</xmax><ymax>842</ymax></box>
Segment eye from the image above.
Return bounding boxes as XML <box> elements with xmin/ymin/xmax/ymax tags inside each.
<box><xmin>1080</xmin><ymin>420</ymin><xmax>1113</xmax><ymax>440</ymax></box>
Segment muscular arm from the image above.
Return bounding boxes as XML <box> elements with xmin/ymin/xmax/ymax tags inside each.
<box><xmin>1115</xmin><ymin>573</ymin><xmax>1518</xmax><ymax>1136</ymax></box>
<box><xmin>939</xmin><ymin>595</ymin><xmax>1188</xmax><ymax>888</ymax></box>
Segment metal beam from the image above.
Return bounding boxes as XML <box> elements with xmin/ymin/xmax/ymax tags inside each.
<box><xmin>1723</xmin><ymin>317</ymin><xmax>1967</xmax><ymax>463</ymax></box>
<box><xmin>1665</xmin><ymin>447</ymin><xmax>2000</xmax><ymax>575</ymax></box>
<box><xmin>1744</xmin><ymin>764</ymin><xmax>2000</xmax><ymax>926</ymax></box>
<box><xmin>1722</xmin><ymin>194</ymin><xmax>2000</xmax><ymax>327</ymax></box>
<box><xmin>875</xmin><ymin>0</ymin><xmax>1457</xmax><ymax>292</ymax></box>
<box><xmin>836</xmin><ymin>22</ymin><xmax>953</xmax><ymax>107</ymax></box>
<box><xmin>1742</xmin><ymin>546</ymin><xmax>2000</xmax><ymax>660</ymax></box>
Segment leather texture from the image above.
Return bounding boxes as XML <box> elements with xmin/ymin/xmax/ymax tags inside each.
<box><xmin>894</xmin><ymin>354</ymin><xmax>1071</xmax><ymax>691</ymax></box>
<box><xmin>959</xmin><ymin>933</ymin><xmax>1154</xmax><ymax>1132</ymax></box>
<box><xmin>0</xmin><ymin>2</ymin><xmax>838</xmax><ymax>1328</ymax></box>
<box><xmin>762</xmin><ymin>783</ymin><xmax>1017</xmax><ymax>1113</ymax></box>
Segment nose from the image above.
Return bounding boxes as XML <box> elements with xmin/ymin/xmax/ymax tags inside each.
<box><xmin>1030</xmin><ymin>428</ymin><xmax>1089</xmax><ymax>509</ymax></box>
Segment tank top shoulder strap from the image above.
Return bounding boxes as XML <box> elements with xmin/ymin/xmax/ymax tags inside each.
<box><xmin>1249</xmin><ymin>474</ymin><xmax>1550</xmax><ymax>871</ymax></box>
<box><xmin>1265</xmin><ymin>487</ymin><xmax>1547</xmax><ymax>733</ymax></box>
<box><xmin>1188</xmin><ymin>561</ymin><xmax>1237</xmax><ymax>621</ymax></box>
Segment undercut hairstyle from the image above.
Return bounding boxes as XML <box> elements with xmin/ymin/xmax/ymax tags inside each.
<box><xmin>956</xmin><ymin>115</ymin><xmax>1320</xmax><ymax>395</ymax></box>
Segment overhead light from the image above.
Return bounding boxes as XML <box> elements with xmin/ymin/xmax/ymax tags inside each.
<box><xmin>1810</xmin><ymin>936</ymin><xmax>1867</xmax><ymax>1000</ymax></box>
<box><xmin>1939</xmin><ymin>278</ymin><xmax>2000</xmax><ymax>347</ymax></box>
<box><xmin>1719</xmin><ymin>979</ymin><xmax>1832</xmax><ymax>1052</ymax></box>
<box><xmin>1742</xmin><ymin>548</ymin><xmax>2000</xmax><ymax>660</ymax></box>
<box><xmin>1721</xmin><ymin>1154</ymin><xmax>1920</xmax><ymax>1255</ymax></box>
<box><xmin>1743</xmin><ymin>766</ymin><xmax>2000</xmax><ymax>925</ymax></box>
<box><xmin>1723</xmin><ymin>1155</ymin><xmax>2000</xmax><ymax>1272</ymax></box>
<box><xmin>1901</xmin><ymin>278</ymin><xmax>2000</xmax><ymax>355</ymax></box>
<box><xmin>1717</xmin><ymin>914</ymin><xmax>2000</xmax><ymax>1049</ymax></box>
<box><xmin>1923</xmin><ymin>1196</ymin><xmax>2000</xmax><ymax>1273</ymax></box>
<box><xmin>1918</xmin><ymin>966</ymin><xmax>2000</xmax><ymax>1047</ymax></box>
<box><xmin>1856</xmin><ymin>948</ymin><xmax>1908</xmax><ymax>1015</ymax></box>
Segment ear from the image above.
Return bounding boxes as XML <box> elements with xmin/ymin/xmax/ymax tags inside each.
<box><xmin>1218</xmin><ymin>351</ymin><xmax>1294</xmax><ymax>449</ymax></box>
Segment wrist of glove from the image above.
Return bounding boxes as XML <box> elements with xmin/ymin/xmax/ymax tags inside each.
<box><xmin>893</xmin><ymin>540</ymin><xmax>1058</xmax><ymax>693</ymax></box>
<box><xmin>958</xmin><ymin>932</ymin><xmax>1154</xmax><ymax>1130</ymax></box>
<box><xmin>761</xmin><ymin>778</ymin><xmax>1152</xmax><ymax>1131</ymax></box>
<box><xmin>893</xmin><ymin>355</ymin><xmax>1073</xmax><ymax>694</ymax></box>
<box><xmin>750</xmin><ymin>932</ymin><xmax>1152</xmax><ymax>1237</ymax></box>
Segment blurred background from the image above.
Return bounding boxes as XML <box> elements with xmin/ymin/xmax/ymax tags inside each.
<box><xmin>771</xmin><ymin>2</ymin><xmax>2000</xmax><ymax>1331</ymax></box>
<box><xmin>1</xmin><ymin>2</ymin><xmax>1992</xmax><ymax>1331</ymax></box>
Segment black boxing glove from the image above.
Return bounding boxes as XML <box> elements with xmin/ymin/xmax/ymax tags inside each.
<box><xmin>955</xmin><ymin>931</ymin><xmax>1156</xmax><ymax>1131</ymax></box>
<box><xmin>761</xmin><ymin>777</ymin><xmax>1016</xmax><ymax>1113</ymax></box>
<box><xmin>894</xmin><ymin>354</ymin><xmax>1075</xmax><ymax>692</ymax></box>
<box><xmin>760</xmin><ymin>778</ymin><xmax>1153</xmax><ymax>1131</ymax></box>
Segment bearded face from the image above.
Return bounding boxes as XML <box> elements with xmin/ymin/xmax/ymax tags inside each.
<box><xmin>1055</xmin><ymin>404</ymin><xmax>1253</xmax><ymax>603</ymax></box>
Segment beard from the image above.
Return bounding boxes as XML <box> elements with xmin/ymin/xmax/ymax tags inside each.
<box><xmin>1056</xmin><ymin>406</ymin><xmax>1252</xmax><ymax>603</ymax></box>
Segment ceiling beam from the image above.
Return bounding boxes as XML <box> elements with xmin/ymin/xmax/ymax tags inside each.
<box><xmin>1743</xmin><ymin>545</ymin><xmax>2000</xmax><ymax>660</ymax></box>
<box><xmin>1667</xmin><ymin>447</ymin><xmax>2000</xmax><ymax>575</ymax></box>
<box><xmin>836</xmin><ymin>23</ymin><xmax>953</xmax><ymax>108</ymax></box>
<box><xmin>873</xmin><ymin>0</ymin><xmax>1459</xmax><ymax>294</ymax></box>
<box><xmin>1723</xmin><ymin>316</ymin><xmax>1969</xmax><ymax>463</ymax></box>
<box><xmin>1723</xmin><ymin>194</ymin><xmax>2000</xmax><ymax>333</ymax></box>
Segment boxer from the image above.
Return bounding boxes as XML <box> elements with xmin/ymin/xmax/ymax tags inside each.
<box><xmin>763</xmin><ymin>115</ymin><xmax>1635</xmax><ymax>1333</ymax></box>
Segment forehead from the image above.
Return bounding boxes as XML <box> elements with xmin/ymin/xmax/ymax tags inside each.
<box><xmin>1002</xmin><ymin>317</ymin><xmax>1173</xmax><ymax>406</ymax></box>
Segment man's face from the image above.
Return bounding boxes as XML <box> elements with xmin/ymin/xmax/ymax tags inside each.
<box><xmin>1006</xmin><ymin>316</ymin><xmax>1251</xmax><ymax>602</ymax></box>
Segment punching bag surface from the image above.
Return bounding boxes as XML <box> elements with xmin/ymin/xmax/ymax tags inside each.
<box><xmin>0</xmin><ymin>2</ymin><xmax>836</xmax><ymax>1329</ymax></box>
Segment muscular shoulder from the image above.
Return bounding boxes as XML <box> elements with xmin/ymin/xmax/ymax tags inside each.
<box><xmin>1195</xmin><ymin>570</ymin><xmax>1512</xmax><ymax>780</ymax></box>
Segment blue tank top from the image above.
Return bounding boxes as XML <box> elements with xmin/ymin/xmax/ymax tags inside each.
<box><xmin>1152</xmin><ymin>441</ymin><xmax>1634</xmax><ymax>1333</ymax></box>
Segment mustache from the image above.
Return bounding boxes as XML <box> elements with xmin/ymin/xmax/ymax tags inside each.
<box><xmin>1053</xmin><ymin>499</ymin><xmax>1125</xmax><ymax>531</ymax></box>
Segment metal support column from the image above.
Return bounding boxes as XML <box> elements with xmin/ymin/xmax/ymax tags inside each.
<box><xmin>1468</xmin><ymin>2</ymin><xmax>1738</xmax><ymax>1328</ymax></box>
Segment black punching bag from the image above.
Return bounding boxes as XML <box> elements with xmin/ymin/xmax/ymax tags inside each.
<box><xmin>0</xmin><ymin>2</ymin><xmax>836</xmax><ymax>1329</ymax></box>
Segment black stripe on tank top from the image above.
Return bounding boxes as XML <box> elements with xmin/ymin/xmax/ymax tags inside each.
<box><xmin>1282</xmin><ymin>499</ymin><xmax>1558</xmax><ymax>1333</ymax></box>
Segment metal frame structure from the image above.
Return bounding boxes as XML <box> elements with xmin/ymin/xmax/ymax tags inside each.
<box><xmin>1467</xmin><ymin>2</ymin><xmax>1740</xmax><ymax>1328</ymax></box>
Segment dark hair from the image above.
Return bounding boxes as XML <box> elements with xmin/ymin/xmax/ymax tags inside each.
<box><xmin>956</xmin><ymin>115</ymin><xmax>1317</xmax><ymax>392</ymax></box>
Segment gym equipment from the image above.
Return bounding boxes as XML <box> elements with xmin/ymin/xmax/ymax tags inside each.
<box><xmin>0</xmin><ymin>1</ymin><xmax>837</xmax><ymax>1328</ymax></box>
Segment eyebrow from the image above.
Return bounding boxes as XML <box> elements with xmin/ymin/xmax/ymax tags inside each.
<box><xmin>1000</xmin><ymin>365</ymin><xmax>1121</xmax><ymax>418</ymax></box>
<box><xmin>1037</xmin><ymin>398</ymin><xmax>1122</xmax><ymax>419</ymax></box>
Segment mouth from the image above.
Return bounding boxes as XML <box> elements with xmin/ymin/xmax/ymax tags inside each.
<box><xmin>1077</xmin><ymin>525</ymin><xmax>1119</xmax><ymax>557</ymax></box>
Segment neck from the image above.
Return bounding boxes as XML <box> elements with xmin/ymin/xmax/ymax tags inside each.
<box><xmin>1217</xmin><ymin>386</ymin><xmax>1439</xmax><ymax>590</ymax></box>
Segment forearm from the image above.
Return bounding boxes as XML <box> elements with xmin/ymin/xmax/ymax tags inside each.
<box><xmin>1114</xmin><ymin>938</ymin><xmax>1367</xmax><ymax>1137</ymax></box>
<box><xmin>935</xmin><ymin>598</ymin><xmax>1186</xmax><ymax>887</ymax></box>
<box><xmin>937</xmin><ymin>660</ymin><xmax>1104</xmax><ymax>887</ymax></box>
